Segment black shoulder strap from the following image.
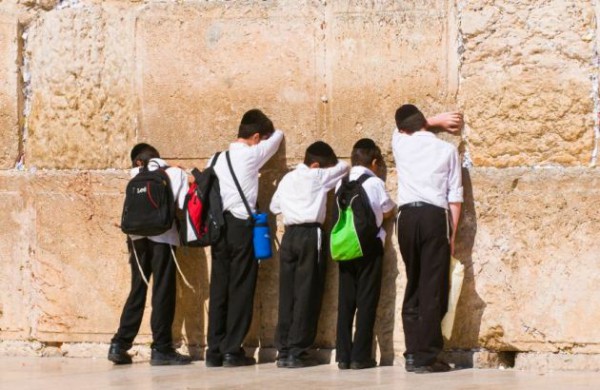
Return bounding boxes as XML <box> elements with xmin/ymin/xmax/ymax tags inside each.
<box><xmin>225</xmin><ymin>151</ymin><xmax>254</xmax><ymax>220</ymax></box>
<box><xmin>191</xmin><ymin>151</ymin><xmax>221</xmax><ymax>182</ymax></box>
<box><xmin>356</xmin><ymin>173</ymin><xmax>372</xmax><ymax>185</ymax></box>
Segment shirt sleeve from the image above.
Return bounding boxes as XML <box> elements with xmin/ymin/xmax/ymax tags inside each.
<box><xmin>447</xmin><ymin>147</ymin><xmax>464</xmax><ymax>203</ymax></box>
<box><xmin>254</xmin><ymin>129</ymin><xmax>284</xmax><ymax>169</ymax></box>
<box><xmin>269</xmin><ymin>184</ymin><xmax>282</xmax><ymax>215</ymax></box>
<box><xmin>319</xmin><ymin>161</ymin><xmax>349</xmax><ymax>191</ymax></box>
<box><xmin>370</xmin><ymin>178</ymin><xmax>396</xmax><ymax>214</ymax></box>
<box><xmin>167</xmin><ymin>167</ymin><xmax>189</xmax><ymax>210</ymax></box>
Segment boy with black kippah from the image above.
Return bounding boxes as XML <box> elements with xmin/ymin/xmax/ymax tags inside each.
<box><xmin>270</xmin><ymin>141</ymin><xmax>349</xmax><ymax>368</ymax></box>
<box><xmin>334</xmin><ymin>138</ymin><xmax>395</xmax><ymax>370</ymax></box>
<box><xmin>393</xmin><ymin>104</ymin><xmax>463</xmax><ymax>373</ymax></box>
<box><xmin>206</xmin><ymin>109</ymin><xmax>284</xmax><ymax>368</ymax></box>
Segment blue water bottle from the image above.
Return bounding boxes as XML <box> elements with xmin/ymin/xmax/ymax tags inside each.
<box><xmin>253</xmin><ymin>213</ymin><xmax>272</xmax><ymax>260</ymax></box>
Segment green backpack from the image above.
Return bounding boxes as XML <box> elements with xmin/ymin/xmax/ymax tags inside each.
<box><xmin>330</xmin><ymin>174</ymin><xmax>380</xmax><ymax>261</ymax></box>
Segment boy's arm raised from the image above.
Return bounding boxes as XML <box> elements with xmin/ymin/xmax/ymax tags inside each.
<box><xmin>255</xmin><ymin>129</ymin><xmax>284</xmax><ymax>168</ymax></box>
<box><xmin>426</xmin><ymin>112</ymin><xmax>464</xmax><ymax>133</ymax></box>
<box><xmin>320</xmin><ymin>160</ymin><xmax>350</xmax><ymax>191</ymax></box>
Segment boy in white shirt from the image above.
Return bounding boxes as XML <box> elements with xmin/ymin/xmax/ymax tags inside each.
<box><xmin>335</xmin><ymin>138</ymin><xmax>396</xmax><ymax>370</ymax></box>
<box><xmin>206</xmin><ymin>109</ymin><xmax>284</xmax><ymax>367</ymax></box>
<box><xmin>109</xmin><ymin>143</ymin><xmax>192</xmax><ymax>366</ymax></box>
<box><xmin>270</xmin><ymin>141</ymin><xmax>349</xmax><ymax>368</ymax></box>
<box><xmin>393</xmin><ymin>104</ymin><xmax>463</xmax><ymax>373</ymax></box>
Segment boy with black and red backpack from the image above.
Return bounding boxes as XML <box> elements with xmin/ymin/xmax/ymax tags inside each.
<box><xmin>331</xmin><ymin>138</ymin><xmax>395</xmax><ymax>370</ymax></box>
<box><xmin>108</xmin><ymin>143</ymin><xmax>192</xmax><ymax>366</ymax></box>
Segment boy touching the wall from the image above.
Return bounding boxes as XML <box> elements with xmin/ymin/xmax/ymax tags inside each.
<box><xmin>393</xmin><ymin>104</ymin><xmax>463</xmax><ymax>373</ymax></box>
<box><xmin>109</xmin><ymin>143</ymin><xmax>192</xmax><ymax>366</ymax></box>
<box><xmin>269</xmin><ymin>141</ymin><xmax>349</xmax><ymax>368</ymax></box>
<box><xmin>205</xmin><ymin>109</ymin><xmax>284</xmax><ymax>368</ymax></box>
<box><xmin>334</xmin><ymin>138</ymin><xmax>396</xmax><ymax>370</ymax></box>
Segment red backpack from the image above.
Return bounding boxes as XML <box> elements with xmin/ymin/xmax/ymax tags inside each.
<box><xmin>181</xmin><ymin>152</ymin><xmax>224</xmax><ymax>246</ymax></box>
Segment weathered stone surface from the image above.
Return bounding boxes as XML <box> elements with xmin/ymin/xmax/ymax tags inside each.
<box><xmin>448</xmin><ymin>168</ymin><xmax>600</xmax><ymax>354</ymax></box>
<box><xmin>515</xmin><ymin>352</ymin><xmax>600</xmax><ymax>371</ymax></box>
<box><xmin>459</xmin><ymin>1</ymin><xmax>596</xmax><ymax>167</ymax></box>
<box><xmin>326</xmin><ymin>0</ymin><xmax>457</xmax><ymax>158</ymax></box>
<box><xmin>0</xmin><ymin>12</ymin><xmax>18</xmax><ymax>169</ymax></box>
<box><xmin>137</xmin><ymin>2</ymin><xmax>323</xmax><ymax>160</ymax></box>
<box><xmin>0</xmin><ymin>174</ymin><xmax>32</xmax><ymax>339</ymax></box>
<box><xmin>25</xmin><ymin>3</ymin><xmax>136</xmax><ymax>169</ymax></box>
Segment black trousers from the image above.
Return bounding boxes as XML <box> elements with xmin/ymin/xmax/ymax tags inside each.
<box><xmin>207</xmin><ymin>213</ymin><xmax>258</xmax><ymax>358</ymax></box>
<box><xmin>336</xmin><ymin>245</ymin><xmax>383</xmax><ymax>364</ymax></box>
<box><xmin>275</xmin><ymin>224</ymin><xmax>326</xmax><ymax>358</ymax></box>
<box><xmin>397</xmin><ymin>204</ymin><xmax>450</xmax><ymax>366</ymax></box>
<box><xmin>112</xmin><ymin>238</ymin><xmax>176</xmax><ymax>352</ymax></box>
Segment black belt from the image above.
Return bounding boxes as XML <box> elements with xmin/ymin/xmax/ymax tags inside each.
<box><xmin>288</xmin><ymin>222</ymin><xmax>322</xmax><ymax>229</ymax></box>
<box><xmin>399</xmin><ymin>201</ymin><xmax>431</xmax><ymax>211</ymax></box>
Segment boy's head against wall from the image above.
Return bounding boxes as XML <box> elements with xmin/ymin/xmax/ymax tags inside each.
<box><xmin>351</xmin><ymin>138</ymin><xmax>383</xmax><ymax>172</ymax></box>
<box><xmin>395</xmin><ymin>104</ymin><xmax>426</xmax><ymax>134</ymax></box>
<box><xmin>304</xmin><ymin>141</ymin><xmax>338</xmax><ymax>168</ymax></box>
<box><xmin>130</xmin><ymin>143</ymin><xmax>160</xmax><ymax>168</ymax></box>
<box><xmin>238</xmin><ymin>109</ymin><xmax>275</xmax><ymax>142</ymax></box>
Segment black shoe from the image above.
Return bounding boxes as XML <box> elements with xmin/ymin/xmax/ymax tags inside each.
<box><xmin>338</xmin><ymin>361</ymin><xmax>350</xmax><ymax>370</ymax></box>
<box><xmin>350</xmin><ymin>359</ymin><xmax>377</xmax><ymax>370</ymax></box>
<box><xmin>286</xmin><ymin>355</ymin><xmax>318</xmax><ymax>368</ymax></box>
<box><xmin>150</xmin><ymin>349</ymin><xmax>192</xmax><ymax>366</ymax></box>
<box><xmin>276</xmin><ymin>353</ymin><xmax>289</xmax><ymax>368</ymax></box>
<box><xmin>108</xmin><ymin>343</ymin><xmax>132</xmax><ymax>365</ymax></box>
<box><xmin>414</xmin><ymin>360</ymin><xmax>451</xmax><ymax>374</ymax></box>
<box><xmin>223</xmin><ymin>353</ymin><xmax>256</xmax><ymax>367</ymax></box>
<box><xmin>405</xmin><ymin>354</ymin><xmax>416</xmax><ymax>372</ymax></box>
<box><xmin>205</xmin><ymin>355</ymin><xmax>223</xmax><ymax>368</ymax></box>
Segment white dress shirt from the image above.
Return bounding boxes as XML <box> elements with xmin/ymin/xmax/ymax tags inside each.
<box><xmin>208</xmin><ymin>130</ymin><xmax>284</xmax><ymax>219</ymax></box>
<box><xmin>392</xmin><ymin>130</ymin><xmax>463</xmax><ymax>209</ymax></box>
<box><xmin>335</xmin><ymin>165</ymin><xmax>396</xmax><ymax>243</ymax></box>
<box><xmin>129</xmin><ymin>158</ymin><xmax>189</xmax><ymax>246</ymax></box>
<box><xmin>270</xmin><ymin>161</ymin><xmax>349</xmax><ymax>225</ymax></box>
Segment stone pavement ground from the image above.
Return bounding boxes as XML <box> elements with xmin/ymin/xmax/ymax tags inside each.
<box><xmin>2</xmin><ymin>357</ymin><xmax>600</xmax><ymax>390</ymax></box>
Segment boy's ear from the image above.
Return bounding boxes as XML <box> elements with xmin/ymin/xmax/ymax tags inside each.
<box><xmin>309</xmin><ymin>162</ymin><xmax>320</xmax><ymax>169</ymax></box>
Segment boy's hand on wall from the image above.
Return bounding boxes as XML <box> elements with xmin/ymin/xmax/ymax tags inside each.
<box><xmin>427</xmin><ymin>112</ymin><xmax>464</xmax><ymax>133</ymax></box>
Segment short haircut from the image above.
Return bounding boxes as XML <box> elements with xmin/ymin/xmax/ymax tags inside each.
<box><xmin>130</xmin><ymin>143</ymin><xmax>159</xmax><ymax>167</ymax></box>
<box><xmin>304</xmin><ymin>141</ymin><xmax>338</xmax><ymax>167</ymax></box>
<box><xmin>238</xmin><ymin>109</ymin><xmax>275</xmax><ymax>139</ymax></box>
<box><xmin>395</xmin><ymin>104</ymin><xmax>426</xmax><ymax>133</ymax></box>
<box><xmin>351</xmin><ymin>138</ymin><xmax>382</xmax><ymax>168</ymax></box>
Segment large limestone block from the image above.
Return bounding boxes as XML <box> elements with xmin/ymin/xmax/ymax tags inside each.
<box><xmin>25</xmin><ymin>3</ymin><xmax>137</xmax><ymax>169</ymax></box>
<box><xmin>33</xmin><ymin>171</ymin><xmax>135</xmax><ymax>342</ymax></box>
<box><xmin>459</xmin><ymin>1</ymin><xmax>595</xmax><ymax>167</ymax></box>
<box><xmin>0</xmin><ymin>174</ymin><xmax>33</xmax><ymax>339</ymax></box>
<box><xmin>325</xmin><ymin>0</ymin><xmax>456</xmax><ymax>157</ymax></box>
<box><xmin>0</xmin><ymin>13</ymin><xmax>18</xmax><ymax>169</ymax></box>
<box><xmin>137</xmin><ymin>2</ymin><xmax>323</xmax><ymax>160</ymax></box>
<box><xmin>449</xmin><ymin>168</ymin><xmax>600</xmax><ymax>353</ymax></box>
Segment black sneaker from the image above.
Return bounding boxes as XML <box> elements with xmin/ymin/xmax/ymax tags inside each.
<box><xmin>286</xmin><ymin>354</ymin><xmax>318</xmax><ymax>368</ymax></box>
<box><xmin>338</xmin><ymin>361</ymin><xmax>350</xmax><ymax>370</ymax></box>
<box><xmin>276</xmin><ymin>353</ymin><xmax>289</xmax><ymax>368</ymax></box>
<box><xmin>223</xmin><ymin>353</ymin><xmax>256</xmax><ymax>367</ymax></box>
<box><xmin>405</xmin><ymin>354</ymin><xmax>416</xmax><ymax>372</ymax></box>
<box><xmin>414</xmin><ymin>360</ymin><xmax>451</xmax><ymax>374</ymax></box>
<box><xmin>205</xmin><ymin>355</ymin><xmax>223</xmax><ymax>368</ymax></box>
<box><xmin>108</xmin><ymin>343</ymin><xmax>132</xmax><ymax>365</ymax></box>
<box><xmin>150</xmin><ymin>349</ymin><xmax>192</xmax><ymax>366</ymax></box>
<box><xmin>350</xmin><ymin>359</ymin><xmax>377</xmax><ymax>370</ymax></box>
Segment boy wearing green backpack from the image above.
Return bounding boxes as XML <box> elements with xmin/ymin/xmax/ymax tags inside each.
<box><xmin>331</xmin><ymin>138</ymin><xmax>395</xmax><ymax>370</ymax></box>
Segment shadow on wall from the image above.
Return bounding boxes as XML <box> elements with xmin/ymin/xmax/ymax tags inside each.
<box><xmin>172</xmin><ymin>246</ymin><xmax>210</xmax><ymax>360</ymax></box>
<box><xmin>444</xmin><ymin>168</ymin><xmax>487</xmax><ymax>367</ymax></box>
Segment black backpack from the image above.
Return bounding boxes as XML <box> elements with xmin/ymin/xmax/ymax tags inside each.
<box><xmin>330</xmin><ymin>174</ymin><xmax>380</xmax><ymax>261</ymax></box>
<box><xmin>120</xmin><ymin>166</ymin><xmax>175</xmax><ymax>236</ymax></box>
<box><xmin>181</xmin><ymin>152</ymin><xmax>224</xmax><ymax>247</ymax></box>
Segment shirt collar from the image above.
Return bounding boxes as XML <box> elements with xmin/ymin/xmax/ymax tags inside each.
<box><xmin>412</xmin><ymin>130</ymin><xmax>437</xmax><ymax>138</ymax></box>
<box><xmin>230</xmin><ymin>141</ymin><xmax>250</xmax><ymax>150</ymax></box>
<box><xmin>351</xmin><ymin>165</ymin><xmax>376</xmax><ymax>177</ymax></box>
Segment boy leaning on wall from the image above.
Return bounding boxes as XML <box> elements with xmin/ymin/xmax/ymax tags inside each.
<box><xmin>269</xmin><ymin>141</ymin><xmax>349</xmax><ymax>368</ymax></box>
<box><xmin>108</xmin><ymin>143</ymin><xmax>192</xmax><ymax>366</ymax></box>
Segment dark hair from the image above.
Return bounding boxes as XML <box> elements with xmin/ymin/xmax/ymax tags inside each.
<box><xmin>351</xmin><ymin>138</ymin><xmax>382</xmax><ymax>168</ymax></box>
<box><xmin>130</xmin><ymin>143</ymin><xmax>159</xmax><ymax>168</ymax></box>
<box><xmin>395</xmin><ymin>104</ymin><xmax>426</xmax><ymax>133</ymax></box>
<box><xmin>304</xmin><ymin>141</ymin><xmax>338</xmax><ymax>167</ymax></box>
<box><xmin>238</xmin><ymin>109</ymin><xmax>275</xmax><ymax>139</ymax></box>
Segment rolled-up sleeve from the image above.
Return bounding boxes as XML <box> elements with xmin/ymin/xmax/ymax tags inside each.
<box><xmin>447</xmin><ymin>148</ymin><xmax>463</xmax><ymax>203</ymax></box>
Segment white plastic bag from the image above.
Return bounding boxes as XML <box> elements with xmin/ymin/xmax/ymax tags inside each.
<box><xmin>441</xmin><ymin>256</ymin><xmax>464</xmax><ymax>340</ymax></box>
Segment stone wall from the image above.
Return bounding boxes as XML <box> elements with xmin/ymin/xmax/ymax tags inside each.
<box><xmin>1</xmin><ymin>0</ymin><xmax>599</xmax><ymax>369</ymax></box>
